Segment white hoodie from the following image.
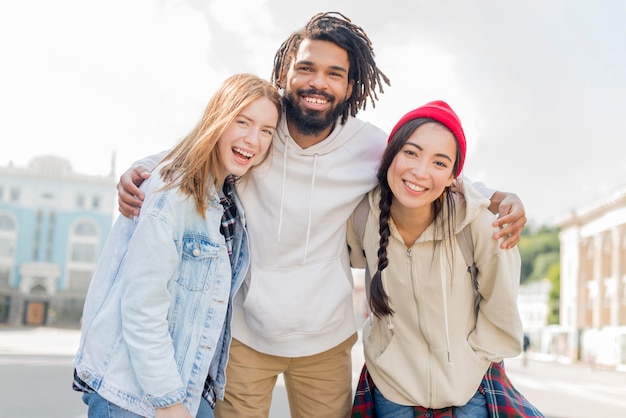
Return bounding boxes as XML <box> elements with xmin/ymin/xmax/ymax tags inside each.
<box><xmin>230</xmin><ymin>113</ymin><xmax>387</xmax><ymax>356</ymax></box>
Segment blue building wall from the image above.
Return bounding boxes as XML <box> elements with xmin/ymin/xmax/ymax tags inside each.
<box><xmin>0</xmin><ymin>155</ymin><xmax>116</xmax><ymax>326</ymax></box>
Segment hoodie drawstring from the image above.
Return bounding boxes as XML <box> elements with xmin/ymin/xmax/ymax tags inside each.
<box><xmin>276</xmin><ymin>140</ymin><xmax>318</xmax><ymax>263</ymax></box>
<box><xmin>302</xmin><ymin>154</ymin><xmax>319</xmax><ymax>262</ymax></box>
<box><xmin>440</xmin><ymin>242</ymin><xmax>453</xmax><ymax>367</ymax></box>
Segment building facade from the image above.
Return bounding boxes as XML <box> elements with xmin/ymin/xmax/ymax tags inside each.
<box><xmin>0</xmin><ymin>155</ymin><xmax>116</xmax><ymax>327</ymax></box>
<box><xmin>555</xmin><ymin>185</ymin><xmax>626</xmax><ymax>370</ymax></box>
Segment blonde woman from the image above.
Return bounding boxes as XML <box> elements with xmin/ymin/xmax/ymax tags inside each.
<box><xmin>73</xmin><ymin>74</ymin><xmax>281</xmax><ymax>418</ymax></box>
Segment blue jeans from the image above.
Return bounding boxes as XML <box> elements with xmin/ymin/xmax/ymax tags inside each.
<box><xmin>373</xmin><ymin>386</ymin><xmax>487</xmax><ymax>418</ymax></box>
<box><xmin>454</xmin><ymin>389</ymin><xmax>488</xmax><ymax>418</ymax></box>
<box><xmin>82</xmin><ymin>392</ymin><xmax>214</xmax><ymax>418</ymax></box>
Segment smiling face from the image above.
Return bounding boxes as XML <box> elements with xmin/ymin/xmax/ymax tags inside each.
<box><xmin>282</xmin><ymin>38</ymin><xmax>354</xmax><ymax>144</ymax></box>
<box><xmin>217</xmin><ymin>97</ymin><xmax>279</xmax><ymax>178</ymax></box>
<box><xmin>387</xmin><ymin>122</ymin><xmax>457</xmax><ymax>215</ymax></box>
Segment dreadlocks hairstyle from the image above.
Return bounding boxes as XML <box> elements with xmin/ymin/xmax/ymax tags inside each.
<box><xmin>158</xmin><ymin>74</ymin><xmax>281</xmax><ymax>219</ymax></box>
<box><xmin>271</xmin><ymin>12</ymin><xmax>390</xmax><ymax>124</ymax></box>
<box><xmin>369</xmin><ymin>119</ymin><xmax>462</xmax><ymax>318</ymax></box>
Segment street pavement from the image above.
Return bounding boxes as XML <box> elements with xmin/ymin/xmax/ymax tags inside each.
<box><xmin>2</xmin><ymin>327</ymin><xmax>626</xmax><ymax>417</ymax></box>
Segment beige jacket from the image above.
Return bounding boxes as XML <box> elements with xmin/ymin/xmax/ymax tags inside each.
<box><xmin>347</xmin><ymin>181</ymin><xmax>523</xmax><ymax>408</ymax></box>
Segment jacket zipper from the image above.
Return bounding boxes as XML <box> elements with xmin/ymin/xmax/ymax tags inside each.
<box><xmin>406</xmin><ymin>247</ymin><xmax>434</xmax><ymax>405</ymax></box>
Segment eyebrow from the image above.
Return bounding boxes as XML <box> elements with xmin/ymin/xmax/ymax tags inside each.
<box><xmin>238</xmin><ymin>113</ymin><xmax>277</xmax><ymax>130</ymax></box>
<box><xmin>405</xmin><ymin>142</ymin><xmax>453</xmax><ymax>162</ymax></box>
<box><xmin>296</xmin><ymin>60</ymin><xmax>348</xmax><ymax>74</ymax></box>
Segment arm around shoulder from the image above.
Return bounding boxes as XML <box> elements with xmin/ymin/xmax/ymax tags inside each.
<box><xmin>118</xmin><ymin>150</ymin><xmax>169</xmax><ymax>218</ymax></box>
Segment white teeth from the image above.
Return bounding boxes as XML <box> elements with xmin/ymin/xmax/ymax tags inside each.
<box><xmin>404</xmin><ymin>180</ymin><xmax>425</xmax><ymax>192</ymax></box>
<box><xmin>305</xmin><ymin>97</ymin><xmax>327</xmax><ymax>104</ymax></box>
<box><xmin>233</xmin><ymin>147</ymin><xmax>254</xmax><ymax>158</ymax></box>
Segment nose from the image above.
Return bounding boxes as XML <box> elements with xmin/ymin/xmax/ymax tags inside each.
<box><xmin>410</xmin><ymin>161</ymin><xmax>428</xmax><ymax>178</ymax></box>
<box><xmin>309</xmin><ymin>72</ymin><xmax>328</xmax><ymax>90</ymax></box>
<box><xmin>244</xmin><ymin>130</ymin><xmax>260</xmax><ymax>146</ymax></box>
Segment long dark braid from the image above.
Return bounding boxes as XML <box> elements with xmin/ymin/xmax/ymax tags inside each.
<box><xmin>271</xmin><ymin>12</ymin><xmax>390</xmax><ymax>123</ymax></box>
<box><xmin>369</xmin><ymin>119</ymin><xmax>460</xmax><ymax>318</ymax></box>
<box><xmin>370</xmin><ymin>182</ymin><xmax>394</xmax><ymax>317</ymax></box>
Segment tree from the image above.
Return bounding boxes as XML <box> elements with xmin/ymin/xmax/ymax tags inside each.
<box><xmin>518</xmin><ymin>225</ymin><xmax>561</xmax><ymax>324</ymax></box>
<box><xmin>518</xmin><ymin>226</ymin><xmax>560</xmax><ymax>284</ymax></box>
<box><xmin>547</xmin><ymin>263</ymin><xmax>560</xmax><ymax>324</ymax></box>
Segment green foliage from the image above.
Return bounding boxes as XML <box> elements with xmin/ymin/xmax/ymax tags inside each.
<box><xmin>547</xmin><ymin>263</ymin><xmax>561</xmax><ymax>324</ymax></box>
<box><xmin>529</xmin><ymin>252</ymin><xmax>560</xmax><ymax>283</ymax></box>
<box><xmin>518</xmin><ymin>226</ymin><xmax>560</xmax><ymax>284</ymax></box>
<box><xmin>518</xmin><ymin>224</ymin><xmax>561</xmax><ymax>323</ymax></box>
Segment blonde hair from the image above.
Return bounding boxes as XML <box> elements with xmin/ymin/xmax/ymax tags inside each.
<box><xmin>159</xmin><ymin>73</ymin><xmax>281</xmax><ymax>217</ymax></box>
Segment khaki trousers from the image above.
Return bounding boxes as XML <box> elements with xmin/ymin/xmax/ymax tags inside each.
<box><xmin>214</xmin><ymin>333</ymin><xmax>358</xmax><ymax>418</ymax></box>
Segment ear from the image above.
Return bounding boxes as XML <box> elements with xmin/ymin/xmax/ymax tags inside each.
<box><xmin>346</xmin><ymin>79</ymin><xmax>355</xmax><ymax>100</ymax></box>
<box><xmin>445</xmin><ymin>173</ymin><xmax>455</xmax><ymax>187</ymax></box>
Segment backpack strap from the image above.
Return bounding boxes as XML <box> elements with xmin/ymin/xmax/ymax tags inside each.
<box><xmin>352</xmin><ymin>195</ymin><xmax>372</xmax><ymax>299</ymax></box>
<box><xmin>353</xmin><ymin>195</ymin><xmax>370</xmax><ymax>254</ymax></box>
<box><xmin>456</xmin><ymin>225</ymin><xmax>480</xmax><ymax>315</ymax></box>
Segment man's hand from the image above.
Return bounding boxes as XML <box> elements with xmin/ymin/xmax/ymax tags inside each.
<box><xmin>155</xmin><ymin>402</ymin><xmax>193</xmax><ymax>418</ymax></box>
<box><xmin>117</xmin><ymin>166</ymin><xmax>151</xmax><ymax>218</ymax></box>
<box><xmin>489</xmin><ymin>191</ymin><xmax>527</xmax><ymax>249</ymax></box>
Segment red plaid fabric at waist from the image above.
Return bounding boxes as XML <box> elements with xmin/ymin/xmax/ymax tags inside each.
<box><xmin>352</xmin><ymin>361</ymin><xmax>543</xmax><ymax>418</ymax></box>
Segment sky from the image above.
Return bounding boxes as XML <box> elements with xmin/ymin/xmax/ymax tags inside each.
<box><xmin>1</xmin><ymin>0</ymin><xmax>625</xmax><ymax>226</ymax></box>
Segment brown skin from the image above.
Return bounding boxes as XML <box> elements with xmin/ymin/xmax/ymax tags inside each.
<box><xmin>282</xmin><ymin>39</ymin><xmax>354</xmax><ymax>148</ymax></box>
<box><xmin>489</xmin><ymin>190</ymin><xmax>527</xmax><ymax>249</ymax></box>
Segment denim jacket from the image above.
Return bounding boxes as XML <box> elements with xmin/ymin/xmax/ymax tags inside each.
<box><xmin>73</xmin><ymin>169</ymin><xmax>249</xmax><ymax>417</ymax></box>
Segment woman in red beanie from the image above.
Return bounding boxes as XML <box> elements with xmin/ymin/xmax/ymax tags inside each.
<box><xmin>348</xmin><ymin>101</ymin><xmax>542</xmax><ymax>417</ymax></box>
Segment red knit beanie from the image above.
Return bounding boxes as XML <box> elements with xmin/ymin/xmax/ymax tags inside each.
<box><xmin>388</xmin><ymin>100</ymin><xmax>466</xmax><ymax>177</ymax></box>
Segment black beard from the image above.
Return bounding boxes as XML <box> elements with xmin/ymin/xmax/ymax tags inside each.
<box><xmin>283</xmin><ymin>89</ymin><xmax>346</xmax><ymax>137</ymax></box>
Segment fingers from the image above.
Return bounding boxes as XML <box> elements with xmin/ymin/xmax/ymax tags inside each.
<box><xmin>118</xmin><ymin>195</ymin><xmax>139</xmax><ymax>218</ymax></box>
<box><xmin>116</xmin><ymin>167</ymin><xmax>149</xmax><ymax>218</ymax></box>
<box><xmin>493</xmin><ymin>213</ymin><xmax>527</xmax><ymax>249</ymax></box>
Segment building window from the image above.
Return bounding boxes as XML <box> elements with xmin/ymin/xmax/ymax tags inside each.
<box><xmin>66</xmin><ymin>219</ymin><xmax>100</xmax><ymax>292</ymax></box>
<box><xmin>0</xmin><ymin>213</ymin><xmax>17</xmax><ymax>287</ymax></box>
<box><xmin>69</xmin><ymin>221</ymin><xmax>98</xmax><ymax>263</ymax></box>
<box><xmin>74</xmin><ymin>221</ymin><xmax>97</xmax><ymax>236</ymax></box>
<box><xmin>9</xmin><ymin>187</ymin><xmax>20</xmax><ymax>203</ymax></box>
<box><xmin>0</xmin><ymin>214</ymin><xmax>16</xmax><ymax>231</ymax></box>
<box><xmin>46</xmin><ymin>211</ymin><xmax>56</xmax><ymax>261</ymax></box>
<box><xmin>0</xmin><ymin>240</ymin><xmax>15</xmax><ymax>258</ymax></box>
<box><xmin>76</xmin><ymin>194</ymin><xmax>85</xmax><ymax>208</ymax></box>
<box><xmin>92</xmin><ymin>195</ymin><xmax>101</xmax><ymax>209</ymax></box>
<box><xmin>0</xmin><ymin>214</ymin><xmax>18</xmax><ymax>257</ymax></box>
<box><xmin>71</xmin><ymin>243</ymin><xmax>97</xmax><ymax>262</ymax></box>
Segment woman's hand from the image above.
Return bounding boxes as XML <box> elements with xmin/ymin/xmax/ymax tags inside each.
<box><xmin>155</xmin><ymin>402</ymin><xmax>193</xmax><ymax>418</ymax></box>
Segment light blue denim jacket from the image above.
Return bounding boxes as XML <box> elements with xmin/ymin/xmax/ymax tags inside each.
<box><xmin>73</xmin><ymin>169</ymin><xmax>249</xmax><ymax>417</ymax></box>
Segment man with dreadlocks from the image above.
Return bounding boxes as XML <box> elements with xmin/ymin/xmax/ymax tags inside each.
<box><xmin>116</xmin><ymin>12</ymin><xmax>527</xmax><ymax>418</ymax></box>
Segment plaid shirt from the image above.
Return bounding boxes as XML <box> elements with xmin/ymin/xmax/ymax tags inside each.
<box><xmin>352</xmin><ymin>362</ymin><xmax>544</xmax><ymax>418</ymax></box>
<box><xmin>200</xmin><ymin>175</ymin><xmax>238</xmax><ymax>408</ymax></box>
<box><xmin>218</xmin><ymin>176</ymin><xmax>237</xmax><ymax>258</ymax></box>
<box><xmin>74</xmin><ymin>176</ymin><xmax>240</xmax><ymax>411</ymax></box>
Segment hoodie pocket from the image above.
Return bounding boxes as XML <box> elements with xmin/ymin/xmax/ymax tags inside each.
<box><xmin>241</xmin><ymin>257</ymin><xmax>353</xmax><ymax>337</ymax></box>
